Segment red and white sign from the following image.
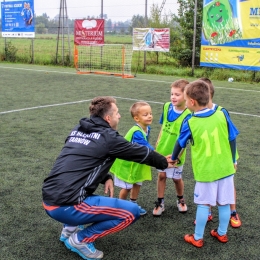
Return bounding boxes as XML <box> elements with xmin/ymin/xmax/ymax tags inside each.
<box><xmin>74</xmin><ymin>19</ymin><xmax>104</xmax><ymax>46</ymax></box>
<box><xmin>133</xmin><ymin>28</ymin><xmax>170</xmax><ymax>52</ymax></box>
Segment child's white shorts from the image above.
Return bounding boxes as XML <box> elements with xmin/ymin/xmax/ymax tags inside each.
<box><xmin>114</xmin><ymin>176</ymin><xmax>142</xmax><ymax>189</ymax></box>
<box><xmin>194</xmin><ymin>175</ymin><xmax>235</xmax><ymax>206</ymax></box>
<box><xmin>157</xmin><ymin>165</ymin><xmax>183</xmax><ymax>180</ymax></box>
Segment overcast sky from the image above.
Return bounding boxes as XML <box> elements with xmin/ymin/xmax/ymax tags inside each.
<box><xmin>33</xmin><ymin>0</ymin><xmax>178</xmax><ymax>21</ymax></box>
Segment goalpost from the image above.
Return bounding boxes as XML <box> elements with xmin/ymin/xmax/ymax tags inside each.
<box><xmin>74</xmin><ymin>44</ymin><xmax>134</xmax><ymax>78</ymax></box>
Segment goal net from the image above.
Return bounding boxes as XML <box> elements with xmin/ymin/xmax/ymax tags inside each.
<box><xmin>74</xmin><ymin>44</ymin><xmax>134</xmax><ymax>78</ymax></box>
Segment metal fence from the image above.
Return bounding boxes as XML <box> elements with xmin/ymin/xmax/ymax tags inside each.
<box><xmin>0</xmin><ymin>35</ymin><xmax>74</xmax><ymax>65</ymax></box>
<box><xmin>0</xmin><ymin>34</ymin><xmax>173</xmax><ymax>70</ymax></box>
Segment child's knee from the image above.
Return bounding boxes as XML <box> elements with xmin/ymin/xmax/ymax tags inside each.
<box><xmin>158</xmin><ymin>172</ymin><xmax>166</xmax><ymax>181</ymax></box>
<box><xmin>173</xmin><ymin>178</ymin><xmax>182</xmax><ymax>184</ymax></box>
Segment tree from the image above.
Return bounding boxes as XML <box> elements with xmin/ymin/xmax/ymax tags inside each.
<box><xmin>172</xmin><ymin>0</ymin><xmax>203</xmax><ymax>66</ymax></box>
<box><xmin>35</xmin><ymin>13</ymin><xmax>50</xmax><ymax>34</ymax></box>
<box><xmin>36</xmin><ymin>22</ymin><xmax>47</xmax><ymax>34</ymax></box>
<box><xmin>129</xmin><ymin>15</ymin><xmax>146</xmax><ymax>34</ymax></box>
<box><xmin>148</xmin><ymin>4</ymin><xmax>175</xmax><ymax>64</ymax></box>
<box><xmin>105</xmin><ymin>19</ymin><xmax>113</xmax><ymax>33</ymax></box>
<box><xmin>117</xmin><ymin>21</ymin><xmax>125</xmax><ymax>34</ymax></box>
<box><xmin>35</xmin><ymin>13</ymin><xmax>49</xmax><ymax>27</ymax></box>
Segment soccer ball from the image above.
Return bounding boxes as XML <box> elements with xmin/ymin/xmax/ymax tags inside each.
<box><xmin>228</xmin><ymin>77</ymin><xmax>234</xmax><ymax>82</ymax></box>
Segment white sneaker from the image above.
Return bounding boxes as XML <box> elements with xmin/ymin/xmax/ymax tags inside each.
<box><xmin>177</xmin><ymin>198</ymin><xmax>187</xmax><ymax>213</ymax></box>
<box><xmin>153</xmin><ymin>201</ymin><xmax>165</xmax><ymax>216</ymax></box>
<box><xmin>65</xmin><ymin>232</ymin><xmax>104</xmax><ymax>259</ymax></box>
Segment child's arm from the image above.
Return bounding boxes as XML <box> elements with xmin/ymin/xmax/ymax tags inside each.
<box><xmin>229</xmin><ymin>139</ymin><xmax>237</xmax><ymax>163</ymax></box>
<box><xmin>171</xmin><ymin>141</ymin><xmax>183</xmax><ymax>161</ymax></box>
<box><xmin>230</xmin><ymin>139</ymin><xmax>237</xmax><ymax>170</ymax></box>
<box><xmin>171</xmin><ymin>121</ymin><xmax>191</xmax><ymax>160</ymax></box>
<box><xmin>222</xmin><ymin>109</ymin><xmax>240</xmax><ymax>136</ymax></box>
<box><xmin>155</xmin><ymin>110</ymin><xmax>164</xmax><ymax>148</ymax></box>
<box><xmin>222</xmin><ymin>110</ymin><xmax>239</xmax><ymax>168</ymax></box>
<box><xmin>220</xmin><ymin>108</ymin><xmax>239</xmax><ymax>163</ymax></box>
<box><xmin>132</xmin><ymin>131</ymin><xmax>154</xmax><ymax>150</ymax></box>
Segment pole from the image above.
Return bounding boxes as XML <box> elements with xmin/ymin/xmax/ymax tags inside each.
<box><xmin>253</xmin><ymin>71</ymin><xmax>256</xmax><ymax>82</ymax></box>
<box><xmin>31</xmin><ymin>38</ymin><xmax>34</xmax><ymax>63</ymax></box>
<box><xmin>100</xmin><ymin>0</ymin><xmax>103</xmax><ymax>69</ymax></box>
<box><xmin>101</xmin><ymin>0</ymin><xmax>103</xmax><ymax>18</ymax></box>
<box><xmin>144</xmin><ymin>0</ymin><xmax>147</xmax><ymax>72</ymax></box>
<box><xmin>56</xmin><ymin>0</ymin><xmax>62</xmax><ymax>63</ymax></box>
<box><xmin>56</xmin><ymin>0</ymin><xmax>70</xmax><ymax>65</ymax></box>
<box><xmin>65</xmin><ymin>0</ymin><xmax>71</xmax><ymax>62</ymax></box>
<box><xmin>122</xmin><ymin>45</ymin><xmax>125</xmax><ymax>77</ymax></box>
<box><xmin>191</xmin><ymin>0</ymin><xmax>197</xmax><ymax>76</ymax></box>
<box><xmin>4</xmin><ymin>0</ymin><xmax>7</xmax><ymax>58</ymax></box>
<box><xmin>61</xmin><ymin>0</ymin><xmax>64</xmax><ymax>64</ymax></box>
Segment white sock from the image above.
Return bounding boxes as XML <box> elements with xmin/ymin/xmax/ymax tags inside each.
<box><xmin>65</xmin><ymin>226</ymin><xmax>77</xmax><ymax>232</ymax></box>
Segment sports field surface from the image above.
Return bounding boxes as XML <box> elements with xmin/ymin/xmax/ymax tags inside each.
<box><xmin>1</xmin><ymin>63</ymin><xmax>259</xmax><ymax>260</ymax></box>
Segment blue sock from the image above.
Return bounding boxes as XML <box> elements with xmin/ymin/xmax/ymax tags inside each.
<box><xmin>218</xmin><ymin>205</ymin><xmax>230</xmax><ymax>236</ymax></box>
<box><xmin>194</xmin><ymin>205</ymin><xmax>210</xmax><ymax>240</ymax></box>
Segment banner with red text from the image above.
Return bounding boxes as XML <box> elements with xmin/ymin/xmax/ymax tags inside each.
<box><xmin>74</xmin><ymin>19</ymin><xmax>104</xmax><ymax>46</ymax></box>
<box><xmin>133</xmin><ymin>28</ymin><xmax>170</xmax><ymax>52</ymax></box>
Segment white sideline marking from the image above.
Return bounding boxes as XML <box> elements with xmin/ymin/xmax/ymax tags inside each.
<box><xmin>1</xmin><ymin>96</ymin><xmax>259</xmax><ymax>118</ymax></box>
<box><xmin>0</xmin><ymin>65</ymin><xmax>260</xmax><ymax>93</ymax></box>
<box><xmin>131</xmin><ymin>79</ymin><xmax>260</xmax><ymax>93</ymax></box>
<box><xmin>0</xmin><ymin>100</ymin><xmax>92</xmax><ymax>115</ymax></box>
<box><xmin>228</xmin><ymin>111</ymin><xmax>260</xmax><ymax>118</ymax></box>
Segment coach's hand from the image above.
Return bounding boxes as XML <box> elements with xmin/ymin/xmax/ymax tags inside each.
<box><xmin>104</xmin><ymin>179</ymin><xmax>114</xmax><ymax>198</ymax></box>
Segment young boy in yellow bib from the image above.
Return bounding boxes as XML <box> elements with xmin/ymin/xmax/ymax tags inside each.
<box><xmin>192</xmin><ymin>77</ymin><xmax>241</xmax><ymax>228</ymax></box>
<box><xmin>110</xmin><ymin>101</ymin><xmax>154</xmax><ymax>215</ymax></box>
<box><xmin>169</xmin><ymin>80</ymin><xmax>239</xmax><ymax>247</ymax></box>
<box><xmin>153</xmin><ymin>79</ymin><xmax>191</xmax><ymax>216</ymax></box>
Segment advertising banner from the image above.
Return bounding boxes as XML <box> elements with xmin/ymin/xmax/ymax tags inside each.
<box><xmin>200</xmin><ymin>0</ymin><xmax>260</xmax><ymax>71</ymax></box>
<box><xmin>74</xmin><ymin>19</ymin><xmax>104</xmax><ymax>46</ymax></box>
<box><xmin>133</xmin><ymin>28</ymin><xmax>170</xmax><ymax>52</ymax></box>
<box><xmin>1</xmin><ymin>1</ymin><xmax>35</xmax><ymax>38</ymax></box>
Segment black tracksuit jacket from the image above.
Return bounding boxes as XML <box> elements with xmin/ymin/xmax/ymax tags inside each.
<box><xmin>42</xmin><ymin>116</ymin><xmax>168</xmax><ymax>206</ymax></box>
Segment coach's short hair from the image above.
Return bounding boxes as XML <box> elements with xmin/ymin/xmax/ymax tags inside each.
<box><xmin>185</xmin><ymin>80</ymin><xmax>210</xmax><ymax>106</ymax></box>
<box><xmin>89</xmin><ymin>96</ymin><xmax>116</xmax><ymax>118</ymax></box>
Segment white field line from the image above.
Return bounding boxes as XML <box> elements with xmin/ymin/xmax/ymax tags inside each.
<box><xmin>1</xmin><ymin>96</ymin><xmax>260</xmax><ymax>118</ymax></box>
<box><xmin>1</xmin><ymin>65</ymin><xmax>260</xmax><ymax>93</ymax></box>
<box><xmin>0</xmin><ymin>100</ymin><xmax>92</xmax><ymax>115</ymax></box>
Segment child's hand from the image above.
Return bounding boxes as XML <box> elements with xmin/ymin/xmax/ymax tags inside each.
<box><xmin>165</xmin><ymin>155</ymin><xmax>178</xmax><ymax>168</ymax></box>
<box><xmin>165</xmin><ymin>154</ymin><xmax>172</xmax><ymax>162</ymax></box>
<box><xmin>234</xmin><ymin>162</ymin><xmax>237</xmax><ymax>171</ymax></box>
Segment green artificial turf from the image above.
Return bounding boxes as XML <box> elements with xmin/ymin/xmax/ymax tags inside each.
<box><xmin>0</xmin><ymin>63</ymin><xmax>259</xmax><ymax>259</ymax></box>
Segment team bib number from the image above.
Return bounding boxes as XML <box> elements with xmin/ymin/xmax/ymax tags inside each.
<box><xmin>200</xmin><ymin>128</ymin><xmax>221</xmax><ymax>157</ymax></box>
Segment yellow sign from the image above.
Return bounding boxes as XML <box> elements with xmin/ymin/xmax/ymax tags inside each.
<box><xmin>200</xmin><ymin>0</ymin><xmax>260</xmax><ymax>71</ymax></box>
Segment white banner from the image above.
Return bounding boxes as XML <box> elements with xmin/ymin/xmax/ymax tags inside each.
<box><xmin>133</xmin><ymin>28</ymin><xmax>170</xmax><ymax>52</ymax></box>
